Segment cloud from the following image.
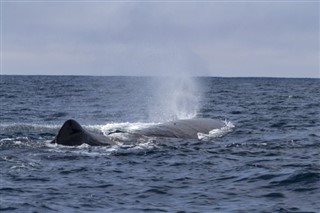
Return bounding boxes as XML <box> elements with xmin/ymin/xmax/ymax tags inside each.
<box><xmin>2</xmin><ymin>1</ymin><xmax>319</xmax><ymax>77</ymax></box>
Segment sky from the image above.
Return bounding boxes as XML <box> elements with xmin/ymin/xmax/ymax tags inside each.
<box><xmin>1</xmin><ymin>1</ymin><xmax>319</xmax><ymax>78</ymax></box>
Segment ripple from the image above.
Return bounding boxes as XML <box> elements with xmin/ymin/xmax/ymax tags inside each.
<box><xmin>0</xmin><ymin>207</ymin><xmax>18</xmax><ymax>211</ymax></box>
<box><xmin>270</xmin><ymin>171</ymin><xmax>320</xmax><ymax>186</ymax></box>
<box><xmin>262</xmin><ymin>192</ymin><xmax>286</xmax><ymax>198</ymax></box>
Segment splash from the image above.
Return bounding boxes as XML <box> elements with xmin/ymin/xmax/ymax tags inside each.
<box><xmin>148</xmin><ymin>76</ymin><xmax>201</xmax><ymax>122</ymax></box>
<box><xmin>197</xmin><ymin>120</ymin><xmax>235</xmax><ymax>141</ymax></box>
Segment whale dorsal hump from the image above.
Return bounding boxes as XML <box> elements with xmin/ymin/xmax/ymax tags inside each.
<box><xmin>54</xmin><ymin>119</ymin><xmax>85</xmax><ymax>146</ymax></box>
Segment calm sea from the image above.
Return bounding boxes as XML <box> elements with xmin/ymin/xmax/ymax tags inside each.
<box><xmin>0</xmin><ymin>75</ymin><xmax>319</xmax><ymax>213</ymax></box>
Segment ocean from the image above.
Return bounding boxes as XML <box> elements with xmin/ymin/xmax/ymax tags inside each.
<box><xmin>0</xmin><ymin>75</ymin><xmax>319</xmax><ymax>213</ymax></box>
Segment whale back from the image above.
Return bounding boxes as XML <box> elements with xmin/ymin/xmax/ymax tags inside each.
<box><xmin>138</xmin><ymin>118</ymin><xmax>225</xmax><ymax>139</ymax></box>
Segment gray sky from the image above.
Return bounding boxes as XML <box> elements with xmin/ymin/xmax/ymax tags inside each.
<box><xmin>1</xmin><ymin>1</ymin><xmax>319</xmax><ymax>77</ymax></box>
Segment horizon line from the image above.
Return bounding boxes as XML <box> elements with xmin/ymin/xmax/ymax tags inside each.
<box><xmin>1</xmin><ymin>74</ymin><xmax>319</xmax><ymax>79</ymax></box>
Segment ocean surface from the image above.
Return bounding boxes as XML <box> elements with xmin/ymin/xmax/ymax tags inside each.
<box><xmin>0</xmin><ymin>75</ymin><xmax>319</xmax><ymax>213</ymax></box>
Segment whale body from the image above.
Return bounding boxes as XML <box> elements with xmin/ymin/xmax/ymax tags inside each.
<box><xmin>51</xmin><ymin>118</ymin><xmax>225</xmax><ymax>146</ymax></box>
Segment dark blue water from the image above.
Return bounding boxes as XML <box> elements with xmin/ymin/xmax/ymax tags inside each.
<box><xmin>1</xmin><ymin>76</ymin><xmax>319</xmax><ymax>213</ymax></box>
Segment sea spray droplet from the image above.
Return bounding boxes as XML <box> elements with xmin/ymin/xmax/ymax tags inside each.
<box><xmin>148</xmin><ymin>76</ymin><xmax>200</xmax><ymax>122</ymax></box>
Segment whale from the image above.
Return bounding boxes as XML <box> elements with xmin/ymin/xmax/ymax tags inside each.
<box><xmin>51</xmin><ymin>118</ymin><xmax>225</xmax><ymax>146</ymax></box>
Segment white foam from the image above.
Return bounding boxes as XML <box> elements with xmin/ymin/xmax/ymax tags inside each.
<box><xmin>86</xmin><ymin>122</ymin><xmax>159</xmax><ymax>136</ymax></box>
<box><xmin>0</xmin><ymin>138</ymin><xmax>15</xmax><ymax>142</ymax></box>
<box><xmin>45</xmin><ymin>138</ymin><xmax>158</xmax><ymax>156</ymax></box>
<box><xmin>197</xmin><ymin>120</ymin><xmax>235</xmax><ymax>141</ymax></box>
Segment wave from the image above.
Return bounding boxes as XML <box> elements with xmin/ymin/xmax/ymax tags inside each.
<box><xmin>0</xmin><ymin>123</ymin><xmax>60</xmax><ymax>134</ymax></box>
